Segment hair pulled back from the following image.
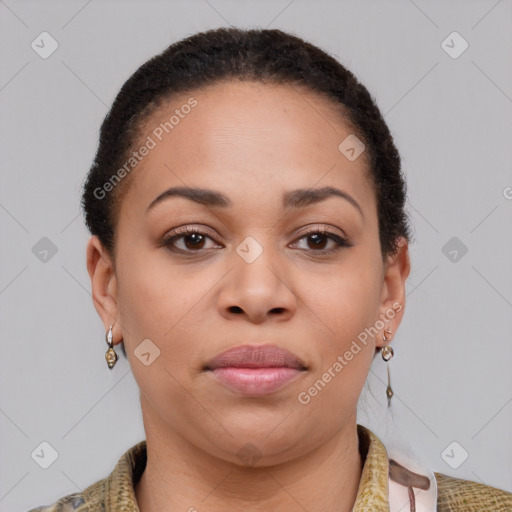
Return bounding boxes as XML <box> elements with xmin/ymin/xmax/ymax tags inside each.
<box><xmin>81</xmin><ymin>27</ymin><xmax>412</xmax><ymax>260</ymax></box>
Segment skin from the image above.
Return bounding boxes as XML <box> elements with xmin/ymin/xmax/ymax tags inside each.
<box><xmin>86</xmin><ymin>80</ymin><xmax>410</xmax><ymax>511</ymax></box>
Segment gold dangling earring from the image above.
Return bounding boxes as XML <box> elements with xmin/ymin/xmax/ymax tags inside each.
<box><xmin>381</xmin><ymin>328</ymin><xmax>394</xmax><ymax>407</ymax></box>
<box><xmin>105</xmin><ymin>322</ymin><xmax>118</xmax><ymax>370</ymax></box>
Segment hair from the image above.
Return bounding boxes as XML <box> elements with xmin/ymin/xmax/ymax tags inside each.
<box><xmin>81</xmin><ymin>27</ymin><xmax>412</xmax><ymax>262</ymax></box>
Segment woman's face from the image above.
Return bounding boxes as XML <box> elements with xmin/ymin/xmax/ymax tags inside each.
<box><xmin>88</xmin><ymin>80</ymin><xmax>409</xmax><ymax>465</ymax></box>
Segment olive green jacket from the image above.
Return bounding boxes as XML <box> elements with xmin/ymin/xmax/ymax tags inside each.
<box><xmin>28</xmin><ymin>424</ymin><xmax>512</xmax><ymax>511</ymax></box>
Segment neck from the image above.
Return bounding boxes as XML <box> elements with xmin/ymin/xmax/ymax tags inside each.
<box><xmin>135</xmin><ymin>400</ymin><xmax>364</xmax><ymax>512</ymax></box>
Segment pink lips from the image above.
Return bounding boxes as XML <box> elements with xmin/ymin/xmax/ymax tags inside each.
<box><xmin>204</xmin><ymin>344</ymin><xmax>307</xmax><ymax>396</ymax></box>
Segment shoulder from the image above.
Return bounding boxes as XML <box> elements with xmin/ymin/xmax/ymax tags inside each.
<box><xmin>27</xmin><ymin>439</ymin><xmax>146</xmax><ymax>512</ymax></box>
<box><xmin>26</xmin><ymin>477</ymin><xmax>106</xmax><ymax>512</ymax></box>
<box><xmin>434</xmin><ymin>471</ymin><xmax>512</xmax><ymax>511</ymax></box>
<box><xmin>26</xmin><ymin>492</ymin><xmax>87</xmax><ymax>512</ymax></box>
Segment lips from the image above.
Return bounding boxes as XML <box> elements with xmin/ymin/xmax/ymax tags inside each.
<box><xmin>204</xmin><ymin>344</ymin><xmax>307</xmax><ymax>371</ymax></box>
<box><xmin>204</xmin><ymin>344</ymin><xmax>308</xmax><ymax>396</ymax></box>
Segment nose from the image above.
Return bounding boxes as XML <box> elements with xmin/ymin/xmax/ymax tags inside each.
<box><xmin>217</xmin><ymin>243</ymin><xmax>297</xmax><ymax>324</ymax></box>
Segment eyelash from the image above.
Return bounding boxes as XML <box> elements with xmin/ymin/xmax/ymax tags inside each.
<box><xmin>160</xmin><ymin>226</ymin><xmax>352</xmax><ymax>256</ymax></box>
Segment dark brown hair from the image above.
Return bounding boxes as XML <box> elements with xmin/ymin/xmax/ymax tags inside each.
<box><xmin>81</xmin><ymin>27</ymin><xmax>412</xmax><ymax>261</ymax></box>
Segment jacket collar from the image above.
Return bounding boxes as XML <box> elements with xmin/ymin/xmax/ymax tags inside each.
<box><xmin>353</xmin><ymin>423</ymin><xmax>390</xmax><ymax>511</ymax></box>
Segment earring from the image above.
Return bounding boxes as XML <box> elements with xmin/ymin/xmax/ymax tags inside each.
<box><xmin>105</xmin><ymin>322</ymin><xmax>118</xmax><ymax>370</ymax></box>
<box><xmin>381</xmin><ymin>328</ymin><xmax>394</xmax><ymax>407</ymax></box>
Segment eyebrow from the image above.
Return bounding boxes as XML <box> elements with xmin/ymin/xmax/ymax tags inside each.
<box><xmin>146</xmin><ymin>185</ymin><xmax>364</xmax><ymax>219</ymax></box>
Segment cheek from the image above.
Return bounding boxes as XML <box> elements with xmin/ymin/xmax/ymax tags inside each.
<box><xmin>116</xmin><ymin>243</ymin><xmax>208</xmax><ymax>333</ymax></box>
<box><xmin>114</xmin><ymin>247</ymin><xmax>212</xmax><ymax>377</ymax></box>
<box><xmin>115</xmin><ymin>259</ymin><xmax>207</xmax><ymax>423</ymax></box>
<box><xmin>310</xmin><ymin>256</ymin><xmax>382</xmax><ymax>342</ymax></box>
<box><xmin>296</xmin><ymin>257</ymin><xmax>381</xmax><ymax>396</ymax></box>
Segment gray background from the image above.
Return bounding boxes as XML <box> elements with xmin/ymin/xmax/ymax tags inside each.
<box><xmin>1</xmin><ymin>0</ymin><xmax>511</xmax><ymax>510</ymax></box>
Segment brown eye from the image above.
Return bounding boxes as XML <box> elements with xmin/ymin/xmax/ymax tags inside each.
<box><xmin>161</xmin><ymin>227</ymin><xmax>219</xmax><ymax>253</ymax></box>
<box><xmin>181</xmin><ymin>232</ymin><xmax>206</xmax><ymax>250</ymax></box>
<box><xmin>305</xmin><ymin>233</ymin><xmax>329</xmax><ymax>250</ymax></box>
<box><xmin>291</xmin><ymin>229</ymin><xmax>352</xmax><ymax>255</ymax></box>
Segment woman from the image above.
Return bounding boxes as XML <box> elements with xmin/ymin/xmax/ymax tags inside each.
<box><xmin>29</xmin><ymin>27</ymin><xmax>512</xmax><ymax>512</ymax></box>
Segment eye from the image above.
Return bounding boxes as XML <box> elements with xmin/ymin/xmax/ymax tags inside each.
<box><xmin>160</xmin><ymin>226</ymin><xmax>220</xmax><ymax>253</ymax></box>
<box><xmin>290</xmin><ymin>228</ymin><xmax>352</xmax><ymax>255</ymax></box>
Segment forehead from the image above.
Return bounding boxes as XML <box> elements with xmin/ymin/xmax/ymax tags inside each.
<box><xmin>119</xmin><ymin>80</ymin><xmax>375</xmax><ymax>218</ymax></box>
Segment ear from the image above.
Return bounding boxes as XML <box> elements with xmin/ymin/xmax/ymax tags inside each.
<box><xmin>375</xmin><ymin>237</ymin><xmax>411</xmax><ymax>348</ymax></box>
<box><xmin>86</xmin><ymin>235</ymin><xmax>122</xmax><ymax>346</ymax></box>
